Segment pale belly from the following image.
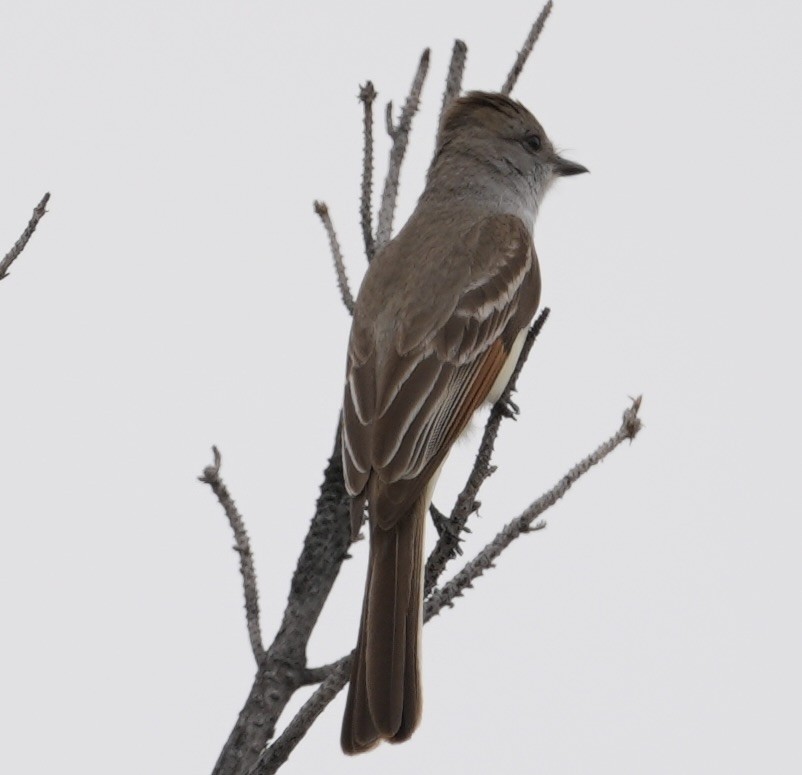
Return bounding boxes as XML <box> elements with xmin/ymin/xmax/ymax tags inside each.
<box><xmin>487</xmin><ymin>327</ymin><xmax>528</xmax><ymax>404</ymax></box>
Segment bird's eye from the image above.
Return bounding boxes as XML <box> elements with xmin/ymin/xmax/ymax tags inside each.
<box><xmin>524</xmin><ymin>134</ymin><xmax>541</xmax><ymax>152</ymax></box>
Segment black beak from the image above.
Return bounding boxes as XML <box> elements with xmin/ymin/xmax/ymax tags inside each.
<box><xmin>553</xmin><ymin>155</ymin><xmax>589</xmax><ymax>177</ymax></box>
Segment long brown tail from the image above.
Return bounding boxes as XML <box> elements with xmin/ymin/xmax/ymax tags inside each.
<box><xmin>341</xmin><ymin>496</ymin><xmax>425</xmax><ymax>754</ymax></box>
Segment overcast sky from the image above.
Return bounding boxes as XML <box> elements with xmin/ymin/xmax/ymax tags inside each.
<box><xmin>2</xmin><ymin>1</ymin><xmax>801</xmax><ymax>773</ymax></box>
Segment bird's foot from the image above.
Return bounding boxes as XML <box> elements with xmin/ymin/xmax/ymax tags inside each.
<box><xmin>496</xmin><ymin>395</ymin><xmax>520</xmax><ymax>419</ymax></box>
<box><xmin>430</xmin><ymin>504</ymin><xmax>463</xmax><ymax>548</ymax></box>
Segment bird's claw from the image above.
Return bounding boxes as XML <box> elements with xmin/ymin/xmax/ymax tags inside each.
<box><xmin>430</xmin><ymin>504</ymin><xmax>463</xmax><ymax>543</ymax></box>
<box><xmin>497</xmin><ymin>395</ymin><xmax>520</xmax><ymax>419</ymax></box>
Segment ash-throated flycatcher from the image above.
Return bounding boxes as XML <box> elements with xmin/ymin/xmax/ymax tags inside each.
<box><xmin>341</xmin><ymin>91</ymin><xmax>587</xmax><ymax>754</ymax></box>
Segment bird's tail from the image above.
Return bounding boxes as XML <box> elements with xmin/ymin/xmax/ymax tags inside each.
<box><xmin>341</xmin><ymin>494</ymin><xmax>425</xmax><ymax>754</ymax></box>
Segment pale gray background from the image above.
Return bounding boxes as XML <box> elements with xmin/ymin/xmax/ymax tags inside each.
<box><xmin>1</xmin><ymin>1</ymin><xmax>800</xmax><ymax>773</ymax></box>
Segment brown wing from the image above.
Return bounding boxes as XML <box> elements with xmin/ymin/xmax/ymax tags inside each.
<box><xmin>342</xmin><ymin>213</ymin><xmax>540</xmax><ymax>530</ymax></box>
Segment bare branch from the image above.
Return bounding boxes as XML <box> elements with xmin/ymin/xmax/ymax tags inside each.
<box><xmin>375</xmin><ymin>49</ymin><xmax>430</xmax><ymax>250</ymax></box>
<box><xmin>501</xmin><ymin>1</ymin><xmax>553</xmax><ymax>96</ymax></box>
<box><xmin>424</xmin><ymin>308</ymin><xmax>551</xmax><ymax>595</ymax></box>
<box><xmin>211</xmin><ymin>428</ymin><xmax>352</xmax><ymax>775</ymax></box>
<box><xmin>0</xmin><ymin>192</ymin><xmax>50</xmax><ymax>283</ymax></box>
<box><xmin>358</xmin><ymin>82</ymin><xmax>377</xmax><ymax>262</ymax></box>
<box><xmin>248</xmin><ymin>398</ymin><xmax>643</xmax><ymax>772</ymax></box>
<box><xmin>425</xmin><ymin>396</ymin><xmax>644</xmax><ymax>620</ymax></box>
<box><xmin>313</xmin><ymin>201</ymin><xmax>355</xmax><ymax>315</ymax></box>
<box><xmin>439</xmin><ymin>39</ymin><xmax>468</xmax><ymax>127</ymax></box>
<box><xmin>199</xmin><ymin>446</ymin><xmax>265</xmax><ymax>664</ymax></box>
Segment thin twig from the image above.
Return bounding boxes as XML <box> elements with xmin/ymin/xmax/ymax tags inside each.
<box><xmin>199</xmin><ymin>446</ymin><xmax>265</xmax><ymax>664</ymax></box>
<box><xmin>358</xmin><ymin>82</ymin><xmax>377</xmax><ymax>262</ymax></box>
<box><xmin>297</xmin><ymin>658</ymin><xmax>344</xmax><ymax>687</ymax></box>
<box><xmin>384</xmin><ymin>100</ymin><xmax>395</xmax><ymax>136</ymax></box>
<box><xmin>250</xmin><ymin>398</ymin><xmax>643</xmax><ymax>772</ymax></box>
<box><xmin>501</xmin><ymin>1</ymin><xmax>553</xmax><ymax>96</ymax></box>
<box><xmin>425</xmin><ymin>396</ymin><xmax>644</xmax><ymax>620</ymax></box>
<box><xmin>439</xmin><ymin>39</ymin><xmax>467</xmax><ymax>128</ymax></box>
<box><xmin>0</xmin><ymin>192</ymin><xmax>51</xmax><ymax>283</ymax></box>
<box><xmin>375</xmin><ymin>49</ymin><xmax>430</xmax><ymax>250</ymax></box>
<box><xmin>313</xmin><ymin>201</ymin><xmax>355</xmax><ymax>315</ymax></box>
<box><xmin>424</xmin><ymin>308</ymin><xmax>551</xmax><ymax>596</ymax></box>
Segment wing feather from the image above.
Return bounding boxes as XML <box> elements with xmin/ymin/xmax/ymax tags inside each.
<box><xmin>341</xmin><ymin>213</ymin><xmax>540</xmax><ymax>527</ymax></box>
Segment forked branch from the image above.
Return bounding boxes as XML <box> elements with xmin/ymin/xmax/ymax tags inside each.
<box><xmin>207</xmin><ymin>429</ymin><xmax>352</xmax><ymax>775</ymax></box>
<box><xmin>425</xmin><ymin>397</ymin><xmax>643</xmax><ymax>618</ymax></box>
<box><xmin>248</xmin><ymin>397</ymin><xmax>644</xmax><ymax>774</ymax></box>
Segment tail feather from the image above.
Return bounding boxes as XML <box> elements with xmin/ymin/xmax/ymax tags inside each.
<box><xmin>390</xmin><ymin>505</ymin><xmax>423</xmax><ymax>744</ymax></box>
<box><xmin>341</xmin><ymin>496</ymin><xmax>425</xmax><ymax>754</ymax></box>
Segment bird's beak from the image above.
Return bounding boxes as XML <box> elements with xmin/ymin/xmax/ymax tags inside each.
<box><xmin>553</xmin><ymin>155</ymin><xmax>589</xmax><ymax>177</ymax></box>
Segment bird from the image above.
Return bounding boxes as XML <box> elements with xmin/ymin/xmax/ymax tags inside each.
<box><xmin>340</xmin><ymin>91</ymin><xmax>587</xmax><ymax>754</ymax></box>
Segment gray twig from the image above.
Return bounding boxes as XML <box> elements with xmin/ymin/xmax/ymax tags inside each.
<box><xmin>358</xmin><ymin>82</ymin><xmax>377</xmax><ymax>262</ymax></box>
<box><xmin>439</xmin><ymin>39</ymin><xmax>468</xmax><ymax>127</ymax></box>
<box><xmin>425</xmin><ymin>396</ymin><xmax>644</xmax><ymax>619</ymax></box>
<box><xmin>0</xmin><ymin>192</ymin><xmax>51</xmax><ymax>283</ymax></box>
<box><xmin>199</xmin><ymin>447</ymin><xmax>265</xmax><ymax>664</ymax></box>
<box><xmin>501</xmin><ymin>1</ymin><xmax>553</xmax><ymax>96</ymax></box>
<box><xmin>384</xmin><ymin>100</ymin><xmax>395</xmax><ymax>136</ymax></box>
<box><xmin>424</xmin><ymin>308</ymin><xmax>551</xmax><ymax>596</ymax></box>
<box><xmin>313</xmin><ymin>201</ymin><xmax>355</xmax><ymax>315</ymax></box>
<box><xmin>375</xmin><ymin>49</ymin><xmax>430</xmax><ymax>250</ymax></box>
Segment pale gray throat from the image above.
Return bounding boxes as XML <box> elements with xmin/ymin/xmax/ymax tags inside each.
<box><xmin>421</xmin><ymin>152</ymin><xmax>547</xmax><ymax>234</ymax></box>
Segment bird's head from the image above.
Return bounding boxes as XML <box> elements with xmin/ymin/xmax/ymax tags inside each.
<box><xmin>435</xmin><ymin>91</ymin><xmax>588</xmax><ymax>190</ymax></box>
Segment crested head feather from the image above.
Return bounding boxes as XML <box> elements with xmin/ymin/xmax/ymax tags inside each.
<box><xmin>438</xmin><ymin>91</ymin><xmax>541</xmax><ymax>143</ymax></box>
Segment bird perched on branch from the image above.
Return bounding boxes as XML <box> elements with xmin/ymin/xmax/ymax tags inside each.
<box><xmin>341</xmin><ymin>91</ymin><xmax>587</xmax><ymax>754</ymax></box>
